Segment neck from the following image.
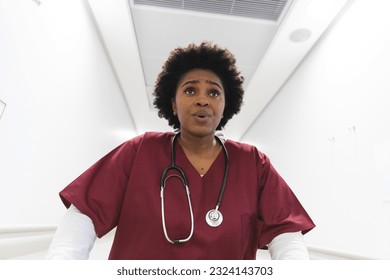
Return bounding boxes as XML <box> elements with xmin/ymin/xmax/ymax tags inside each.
<box><xmin>178</xmin><ymin>132</ymin><xmax>217</xmax><ymax>155</ymax></box>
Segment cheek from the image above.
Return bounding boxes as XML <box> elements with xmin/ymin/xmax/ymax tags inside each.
<box><xmin>218</xmin><ymin>99</ymin><xmax>226</xmax><ymax>116</ymax></box>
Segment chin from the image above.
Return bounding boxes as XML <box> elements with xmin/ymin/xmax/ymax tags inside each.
<box><xmin>183</xmin><ymin>126</ymin><xmax>216</xmax><ymax>137</ymax></box>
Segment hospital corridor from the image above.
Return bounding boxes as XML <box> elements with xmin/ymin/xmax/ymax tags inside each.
<box><xmin>1</xmin><ymin>0</ymin><xmax>390</xmax><ymax>262</ymax></box>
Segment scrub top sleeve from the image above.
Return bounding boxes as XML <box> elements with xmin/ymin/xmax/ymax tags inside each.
<box><xmin>256</xmin><ymin>154</ymin><xmax>315</xmax><ymax>249</ymax></box>
<box><xmin>59</xmin><ymin>139</ymin><xmax>138</xmax><ymax>238</ymax></box>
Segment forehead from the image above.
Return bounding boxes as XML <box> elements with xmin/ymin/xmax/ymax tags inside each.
<box><xmin>178</xmin><ymin>69</ymin><xmax>223</xmax><ymax>86</ymax></box>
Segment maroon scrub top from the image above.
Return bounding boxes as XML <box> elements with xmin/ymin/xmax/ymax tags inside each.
<box><xmin>59</xmin><ymin>132</ymin><xmax>315</xmax><ymax>259</ymax></box>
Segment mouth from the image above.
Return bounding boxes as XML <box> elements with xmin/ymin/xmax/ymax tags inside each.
<box><xmin>193</xmin><ymin>110</ymin><xmax>212</xmax><ymax>121</ymax></box>
<box><xmin>194</xmin><ymin>110</ymin><xmax>211</xmax><ymax>117</ymax></box>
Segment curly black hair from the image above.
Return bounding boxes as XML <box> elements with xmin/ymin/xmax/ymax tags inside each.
<box><xmin>153</xmin><ymin>42</ymin><xmax>244</xmax><ymax>130</ymax></box>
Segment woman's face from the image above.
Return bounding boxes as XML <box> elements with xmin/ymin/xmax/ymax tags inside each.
<box><xmin>172</xmin><ymin>69</ymin><xmax>225</xmax><ymax>138</ymax></box>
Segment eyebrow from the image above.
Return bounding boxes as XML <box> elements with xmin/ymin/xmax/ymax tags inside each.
<box><xmin>180</xmin><ymin>80</ymin><xmax>223</xmax><ymax>90</ymax></box>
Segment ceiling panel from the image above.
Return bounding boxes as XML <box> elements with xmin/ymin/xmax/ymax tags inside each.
<box><xmin>130</xmin><ymin>3</ymin><xmax>282</xmax><ymax>108</ymax></box>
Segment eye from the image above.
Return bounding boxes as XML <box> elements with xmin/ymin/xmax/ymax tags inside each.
<box><xmin>184</xmin><ymin>88</ymin><xmax>196</xmax><ymax>95</ymax></box>
<box><xmin>209</xmin><ymin>90</ymin><xmax>221</xmax><ymax>97</ymax></box>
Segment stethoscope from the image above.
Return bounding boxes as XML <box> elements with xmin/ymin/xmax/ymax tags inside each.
<box><xmin>160</xmin><ymin>132</ymin><xmax>229</xmax><ymax>244</ymax></box>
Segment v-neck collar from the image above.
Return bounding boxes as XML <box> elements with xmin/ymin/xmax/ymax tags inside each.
<box><xmin>175</xmin><ymin>142</ymin><xmax>224</xmax><ymax>178</ymax></box>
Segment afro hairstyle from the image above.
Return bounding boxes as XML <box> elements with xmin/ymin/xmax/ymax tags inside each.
<box><xmin>153</xmin><ymin>41</ymin><xmax>244</xmax><ymax>130</ymax></box>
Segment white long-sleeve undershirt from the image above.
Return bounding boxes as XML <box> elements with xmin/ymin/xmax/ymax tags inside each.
<box><xmin>268</xmin><ymin>231</ymin><xmax>309</xmax><ymax>260</ymax></box>
<box><xmin>46</xmin><ymin>205</ymin><xmax>96</xmax><ymax>260</ymax></box>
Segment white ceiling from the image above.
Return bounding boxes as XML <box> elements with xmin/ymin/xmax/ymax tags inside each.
<box><xmin>86</xmin><ymin>0</ymin><xmax>348</xmax><ymax>140</ymax></box>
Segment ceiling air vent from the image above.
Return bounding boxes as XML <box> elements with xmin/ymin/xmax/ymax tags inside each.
<box><xmin>133</xmin><ymin>0</ymin><xmax>289</xmax><ymax>21</ymax></box>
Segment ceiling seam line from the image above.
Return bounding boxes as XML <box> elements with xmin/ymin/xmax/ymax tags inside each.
<box><xmin>82</xmin><ymin>0</ymin><xmax>138</xmax><ymax>133</ymax></box>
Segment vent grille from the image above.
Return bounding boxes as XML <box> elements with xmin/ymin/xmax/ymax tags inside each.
<box><xmin>133</xmin><ymin>0</ymin><xmax>289</xmax><ymax>21</ymax></box>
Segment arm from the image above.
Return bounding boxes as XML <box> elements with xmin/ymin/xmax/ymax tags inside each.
<box><xmin>46</xmin><ymin>205</ymin><xmax>97</xmax><ymax>260</ymax></box>
<box><xmin>268</xmin><ymin>231</ymin><xmax>309</xmax><ymax>260</ymax></box>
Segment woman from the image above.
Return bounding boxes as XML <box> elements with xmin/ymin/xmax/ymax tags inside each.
<box><xmin>47</xmin><ymin>42</ymin><xmax>315</xmax><ymax>259</ymax></box>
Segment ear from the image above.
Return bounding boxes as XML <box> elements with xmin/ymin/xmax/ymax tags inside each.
<box><xmin>171</xmin><ymin>98</ymin><xmax>177</xmax><ymax>116</ymax></box>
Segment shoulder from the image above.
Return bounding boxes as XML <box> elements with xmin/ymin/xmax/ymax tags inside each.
<box><xmin>125</xmin><ymin>131</ymin><xmax>173</xmax><ymax>143</ymax></box>
<box><xmin>123</xmin><ymin>131</ymin><xmax>173</xmax><ymax>149</ymax></box>
<box><xmin>226</xmin><ymin>139</ymin><xmax>269</xmax><ymax>166</ymax></box>
<box><xmin>226</xmin><ymin>139</ymin><xmax>267</xmax><ymax>157</ymax></box>
<box><xmin>138</xmin><ymin>131</ymin><xmax>173</xmax><ymax>144</ymax></box>
<box><xmin>143</xmin><ymin>131</ymin><xmax>174</xmax><ymax>140</ymax></box>
<box><xmin>109</xmin><ymin>132</ymin><xmax>173</xmax><ymax>161</ymax></box>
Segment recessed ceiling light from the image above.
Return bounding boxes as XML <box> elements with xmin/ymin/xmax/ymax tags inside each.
<box><xmin>289</xmin><ymin>28</ymin><xmax>312</xmax><ymax>43</ymax></box>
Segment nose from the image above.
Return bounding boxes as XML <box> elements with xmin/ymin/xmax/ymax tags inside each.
<box><xmin>195</xmin><ymin>92</ymin><xmax>210</xmax><ymax>107</ymax></box>
<box><xmin>196</xmin><ymin>99</ymin><xmax>209</xmax><ymax>107</ymax></box>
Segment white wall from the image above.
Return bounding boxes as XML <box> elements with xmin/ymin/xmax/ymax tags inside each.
<box><xmin>0</xmin><ymin>0</ymin><xmax>136</xmax><ymax>227</ymax></box>
<box><xmin>243</xmin><ymin>0</ymin><xmax>390</xmax><ymax>259</ymax></box>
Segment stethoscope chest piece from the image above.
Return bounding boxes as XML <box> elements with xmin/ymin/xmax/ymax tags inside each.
<box><xmin>206</xmin><ymin>209</ymin><xmax>223</xmax><ymax>227</ymax></box>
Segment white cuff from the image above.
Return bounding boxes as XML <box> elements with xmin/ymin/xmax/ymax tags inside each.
<box><xmin>268</xmin><ymin>231</ymin><xmax>309</xmax><ymax>260</ymax></box>
<box><xmin>46</xmin><ymin>205</ymin><xmax>97</xmax><ymax>260</ymax></box>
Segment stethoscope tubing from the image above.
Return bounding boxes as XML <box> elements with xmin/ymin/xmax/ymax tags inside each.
<box><xmin>160</xmin><ymin>132</ymin><xmax>229</xmax><ymax>244</ymax></box>
<box><xmin>215</xmin><ymin>137</ymin><xmax>229</xmax><ymax>209</ymax></box>
<box><xmin>160</xmin><ymin>173</ymin><xmax>194</xmax><ymax>244</ymax></box>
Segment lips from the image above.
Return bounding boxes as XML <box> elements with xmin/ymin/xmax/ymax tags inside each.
<box><xmin>192</xmin><ymin>110</ymin><xmax>212</xmax><ymax>123</ymax></box>
<box><xmin>193</xmin><ymin>110</ymin><xmax>212</xmax><ymax>118</ymax></box>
